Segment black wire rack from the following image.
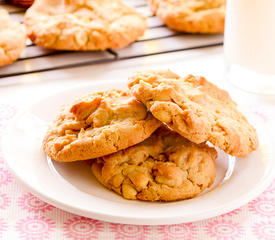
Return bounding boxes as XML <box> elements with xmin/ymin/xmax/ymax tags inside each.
<box><xmin>0</xmin><ymin>0</ymin><xmax>223</xmax><ymax>79</ymax></box>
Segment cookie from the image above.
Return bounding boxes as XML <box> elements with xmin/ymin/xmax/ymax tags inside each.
<box><xmin>128</xmin><ymin>70</ymin><xmax>258</xmax><ymax>158</ymax></box>
<box><xmin>43</xmin><ymin>89</ymin><xmax>161</xmax><ymax>162</ymax></box>
<box><xmin>92</xmin><ymin>127</ymin><xmax>217</xmax><ymax>201</ymax></box>
<box><xmin>24</xmin><ymin>0</ymin><xmax>147</xmax><ymax>50</ymax></box>
<box><xmin>149</xmin><ymin>0</ymin><xmax>225</xmax><ymax>33</ymax></box>
<box><xmin>12</xmin><ymin>0</ymin><xmax>33</xmax><ymax>7</ymax></box>
<box><xmin>0</xmin><ymin>9</ymin><xmax>25</xmax><ymax>67</ymax></box>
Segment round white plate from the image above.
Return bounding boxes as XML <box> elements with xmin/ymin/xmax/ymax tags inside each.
<box><xmin>2</xmin><ymin>80</ymin><xmax>275</xmax><ymax>225</ymax></box>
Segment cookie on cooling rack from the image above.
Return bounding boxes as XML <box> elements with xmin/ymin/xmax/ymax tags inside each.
<box><xmin>92</xmin><ymin>126</ymin><xmax>217</xmax><ymax>201</ymax></box>
<box><xmin>12</xmin><ymin>0</ymin><xmax>33</xmax><ymax>7</ymax></box>
<box><xmin>149</xmin><ymin>0</ymin><xmax>225</xmax><ymax>33</ymax></box>
<box><xmin>24</xmin><ymin>0</ymin><xmax>147</xmax><ymax>50</ymax></box>
<box><xmin>128</xmin><ymin>70</ymin><xmax>258</xmax><ymax>158</ymax></box>
<box><xmin>0</xmin><ymin>9</ymin><xmax>25</xmax><ymax>66</ymax></box>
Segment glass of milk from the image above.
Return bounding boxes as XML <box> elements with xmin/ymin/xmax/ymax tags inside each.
<box><xmin>224</xmin><ymin>0</ymin><xmax>275</xmax><ymax>95</ymax></box>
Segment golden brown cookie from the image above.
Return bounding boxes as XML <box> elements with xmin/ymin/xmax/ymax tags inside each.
<box><xmin>149</xmin><ymin>0</ymin><xmax>225</xmax><ymax>33</ymax></box>
<box><xmin>128</xmin><ymin>70</ymin><xmax>258</xmax><ymax>158</ymax></box>
<box><xmin>0</xmin><ymin>9</ymin><xmax>25</xmax><ymax>67</ymax></box>
<box><xmin>92</xmin><ymin>127</ymin><xmax>217</xmax><ymax>201</ymax></box>
<box><xmin>43</xmin><ymin>89</ymin><xmax>160</xmax><ymax>162</ymax></box>
<box><xmin>24</xmin><ymin>0</ymin><xmax>147</xmax><ymax>50</ymax></box>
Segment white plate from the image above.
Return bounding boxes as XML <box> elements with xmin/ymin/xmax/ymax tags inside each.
<box><xmin>2</xmin><ymin>80</ymin><xmax>275</xmax><ymax>225</ymax></box>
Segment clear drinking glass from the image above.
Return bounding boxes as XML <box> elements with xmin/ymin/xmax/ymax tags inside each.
<box><xmin>224</xmin><ymin>0</ymin><xmax>275</xmax><ymax>95</ymax></box>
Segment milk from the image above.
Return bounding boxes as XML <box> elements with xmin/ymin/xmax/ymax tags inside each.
<box><xmin>224</xmin><ymin>0</ymin><xmax>275</xmax><ymax>94</ymax></box>
<box><xmin>224</xmin><ymin>0</ymin><xmax>275</xmax><ymax>74</ymax></box>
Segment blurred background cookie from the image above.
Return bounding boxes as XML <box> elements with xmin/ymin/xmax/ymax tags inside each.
<box><xmin>11</xmin><ymin>0</ymin><xmax>33</xmax><ymax>7</ymax></box>
<box><xmin>149</xmin><ymin>0</ymin><xmax>225</xmax><ymax>33</ymax></box>
<box><xmin>24</xmin><ymin>0</ymin><xmax>147</xmax><ymax>50</ymax></box>
<box><xmin>0</xmin><ymin>9</ymin><xmax>25</xmax><ymax>67</ymax></box>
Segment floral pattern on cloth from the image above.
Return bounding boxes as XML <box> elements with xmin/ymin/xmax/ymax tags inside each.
<box><xmin>0</xmin><ymin>103</ymin><xmax>275</xmax><ymax>240</ymax></box>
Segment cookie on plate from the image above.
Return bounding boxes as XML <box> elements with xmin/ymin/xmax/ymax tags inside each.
<box><xmin>0</xmin><ymin>9</ymin><xmax>25</xmax><ymax>67</ymax></box>
<box><xmin>128</xmin><ymin>70</ymin><xmax>258</xmax><ymax>158</ymax></box>
<box><xmin>149</xmin><ymin>0</ymin><xmax>225</xmax><ymax>33</ymax></box>
<box><xmin>92</xmin><ymin>126</ymin><xmax>217</xmax><ymax>201</ymax></box>
<box><xmin>43</xmin><ymin>89</ymin><xmax>160</xmax><ymax>162</ymax></box>
<box><xmin>24</xmin><ymin>0</ymin><xmax>147</xmax><ymax>50</ymax></box>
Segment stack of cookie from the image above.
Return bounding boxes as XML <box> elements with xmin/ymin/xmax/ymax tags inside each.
<box><xmin>43</xmin><ymin>70</ymin><xmax>258</xmax><ymax>202</ymax></box>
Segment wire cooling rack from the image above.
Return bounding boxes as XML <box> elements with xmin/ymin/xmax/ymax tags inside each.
<box><xmin>0</xmin><ymin>0</ymin><xmax>223</xmax><ymax>78</ymax></box>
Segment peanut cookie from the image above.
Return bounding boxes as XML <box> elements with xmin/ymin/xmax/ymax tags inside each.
<box><xmin>149</xmin><ymin>0</ymin><xmax>225</xmax><ymax>33</ymax></box>
<box><xmin>24</xmin><ymin>0</ymin><xmax>147</xmax><ymax>50</ymax></box>
<box><xmin>92</xmin><ymin>127</ymin><xmax>217</xmax><ymax>201</ymax></box>
<box><xmin>128</xmin><ymin>70</ymin><xmax>258</xmax><ymax>158</ymax></box>
<box><xmin>0</xmin><ymin>9</ymin><xmax>25</xmax><ymax>67</ymax></box>
<box><xmin>43</xmin><ymin>89</ymin><xmax>160</xmax><ymax>162</ymax></box>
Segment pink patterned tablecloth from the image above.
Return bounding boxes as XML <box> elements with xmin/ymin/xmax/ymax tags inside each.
<box><xmin>0</xmin><ymin>102</ymin><xmax>275</xmax><ymax>240</ymax></box>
